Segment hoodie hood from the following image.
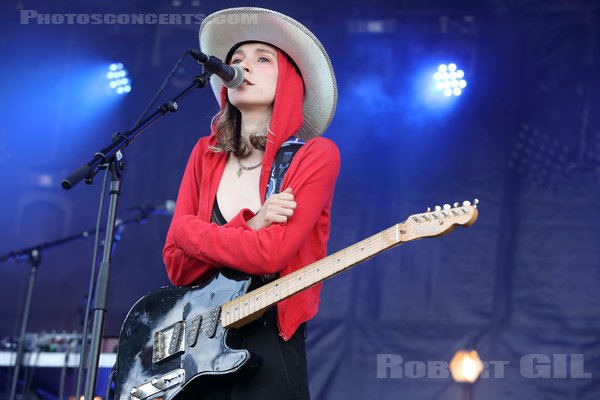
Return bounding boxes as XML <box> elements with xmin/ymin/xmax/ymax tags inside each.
<box><xmin>211</xmin><ymin>48</ymin><xmax>304</xmax><ymax>149</ymax></box>
<box><xmin>208</xmin><ymin>47</ymin><xmax>305</xmax><ymax>200</ymax></box>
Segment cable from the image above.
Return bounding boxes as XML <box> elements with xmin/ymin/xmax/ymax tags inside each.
<box><xmin>105</xmin><ymin>367</ymin><xmax>115</xmax><ymax>400</ymax></box>
<box><xmin>75</xmin><ymin>166</ymin><xmax>110</xmax><ymax>400</ymax></box>
<box><xmin>132</xmin><ymin>51</ymin><xmax>191</xmax><ymax>128</ymax></box>
<box><xmin>59</xmin><ymin>351</ymin><xmax>69</xmax><ymax>400</ymax></box>
<box><xmin>23</xmin><ymin>350</ymin><xmax>40</xmax><ymax>398</ymax></box>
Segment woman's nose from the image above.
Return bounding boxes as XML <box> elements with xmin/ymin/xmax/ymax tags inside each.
<box><xmin>239</xmin><ymin>60</ymin><xmax>251</xmax><ymax>72</ymax></box>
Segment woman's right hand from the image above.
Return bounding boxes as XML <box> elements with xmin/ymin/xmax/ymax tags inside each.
<box><xmin>247</xmin><ymin>187</ymin><xmax>296</xmax><ymax>230</ymax></box>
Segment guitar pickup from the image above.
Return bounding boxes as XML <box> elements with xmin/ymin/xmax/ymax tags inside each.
<box><xmin>186</xmin><ymin>315</ymin><xmax>202</xmax><ymax>347</ymax></box>
<box><xmin>206</xmin><ymin>307</ymin><xmax>221</xmax><ymax>339</ymax></box>
<box><xmin>153</xmin><ymin>321</ymin><xmax>185</xmax><ymax>364</ymax></box>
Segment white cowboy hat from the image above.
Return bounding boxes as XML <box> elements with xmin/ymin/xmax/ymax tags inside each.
<box><xmin>199</xmin><ymin>7</ymin><xmax>337</xmax><ymax>139</ymax></box>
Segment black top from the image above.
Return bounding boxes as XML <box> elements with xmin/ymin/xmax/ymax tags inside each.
<box><xmin>211</xmin><ymin>197</ymin><xmax>228</xmax><ymax>226</ymax></box>
<box><xmin>211</xmin><ymin>197</ymin><xmax>277</xmax><ymax>285</ymax></box>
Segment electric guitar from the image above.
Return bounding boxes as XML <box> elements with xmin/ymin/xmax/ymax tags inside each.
<box><xmin>114</xmin><ymin>200</ymin><xmax>479</xmax><ymax>399</ymax></box>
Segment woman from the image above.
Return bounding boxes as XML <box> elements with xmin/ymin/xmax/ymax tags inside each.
<box><xmin>163</xmin><ymin>7</ymin><xmax>339</xmax><ymax>399</ymax></box>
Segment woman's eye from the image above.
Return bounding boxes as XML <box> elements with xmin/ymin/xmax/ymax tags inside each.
<box><xmin>258</xmin><ymin>57</ymin><xmax>270</xmax><ymax>62</ymax></box>
<box><xmin>231</xmin><ymin>59</ymin><xmax>242</xmax><ymax>64</ymax></box>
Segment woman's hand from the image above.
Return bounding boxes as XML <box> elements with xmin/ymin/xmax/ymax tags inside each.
<box><xmin>247</xmin><ymin>187</ymin><xmax>296</xmax><ymax>230</ymax></box>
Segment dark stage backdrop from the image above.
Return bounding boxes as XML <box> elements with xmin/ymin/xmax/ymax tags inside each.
<box><xmin>0</xmin><ymin>0</ymin><xmax>599</xmax><ymax>399</ymax></box>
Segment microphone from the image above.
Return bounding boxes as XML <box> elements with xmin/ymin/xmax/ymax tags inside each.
<box><xmin>129</xmin><ymin>200</ymin><xmax>176</xmax><ymax>216</ymax></box>
<box><xmin>189</xmin><ymin>49</ymin><xmax>244</xmax><ymax>89</ymax></box>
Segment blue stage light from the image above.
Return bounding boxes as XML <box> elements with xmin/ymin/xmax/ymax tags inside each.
<box><xmin>433</xmin><ymin>63</ymin><xmax>466</xmax><ymax>97</ymax></box>
<box><xmin>107</xmin><ymin>63</ymin><xmax>131</xmax><ymax>95</ymax></box>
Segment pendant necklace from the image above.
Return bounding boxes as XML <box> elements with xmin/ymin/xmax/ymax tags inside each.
<box><xmin>237</xmin><ymin>157</ymin><xmax>262</xmax><ymax>177</ymax></box>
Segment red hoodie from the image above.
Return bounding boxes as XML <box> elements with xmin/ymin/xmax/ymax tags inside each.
<box><xmin>162</xmin><ymin>49</ymin><xmax>340</xmax><ymax>340</ymax></box>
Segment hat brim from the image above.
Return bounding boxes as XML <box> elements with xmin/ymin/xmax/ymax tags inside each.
<box><xmin>199</xmin><ymin>7</ymin><xmax>337</xmax><ymax>139</ymax></box>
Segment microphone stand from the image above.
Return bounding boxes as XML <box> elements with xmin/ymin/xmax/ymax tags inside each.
<box><xmin>6</xmin><ymin>249</ymin><xmax>40</xmax><ymax>400</ymax></box>
<box><xmin>60</xmin><ymin>72</ymin><xmax>212</xmax><ymax>399</ymax></box>
<box><xmin>0</xmin><ymin>204</ymin><xmax>175</xmax><ymax>265</ymax></box>
<box><xmin>0</xmin><ymin>203</ymin><xmax>175</xmax><ymax>400</ymax></box>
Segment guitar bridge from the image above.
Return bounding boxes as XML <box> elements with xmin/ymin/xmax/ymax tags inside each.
<box><xmin>129</xmin><ymin>368</ymin><xmax>185</xmax><ymax>399</ymax></box>
<box><xmin>153</xmin><ymin>321</ymin><xmax>185</xmax><ymax>364</ymax></box>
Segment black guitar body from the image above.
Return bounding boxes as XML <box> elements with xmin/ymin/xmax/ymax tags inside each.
<box><xmin>114</xmin><ymin>269</ymin><xmax>262</xmax><ymax>400</ymax></box>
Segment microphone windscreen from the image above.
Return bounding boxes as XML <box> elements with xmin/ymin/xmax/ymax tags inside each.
<box><xmin>222</xmin><ymin>65</ymin><xmax>245</xmax><ymax>89</ymax></box>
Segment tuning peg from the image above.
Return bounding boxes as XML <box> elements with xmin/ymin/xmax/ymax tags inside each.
<box><xmin>426</xmin><ymin>207</ymin><xmax>431</xmax><ymax>212</ymax></box>
<box><xmin>435</xmin><ymin>205</ymin><xmax>442</xmax><ymax>212</ymax></box>
<box><xmin>462</xmin><ymin>200</ymin><xmax>471</xmax><ymax>207</ymax></box>
<box><xmin>473</xmin><ymin>199</ymin><xmax>479</xmax><ymax>205</ymax></box>
<box><xmin>453</xmin><ymin>202</ymin><xmax>459</xmax><ymax>208</ymax></box>
<box><xmin>443</xmin><ymin>204</ymin><xmax>451</xmax><ymax>210</ymax></box>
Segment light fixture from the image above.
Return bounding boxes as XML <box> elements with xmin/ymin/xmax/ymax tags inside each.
<box><xmin>433</xmin><ymin>63</ymin><xmax>467</xmax><ymax>97</ymax></box>
<box><xmin>106</xmin><ymin>63</ymin><xmax>131</xmax><ymax>95</ymax></box>
<box><xmin>450</xmin><ymin>349</ymin><xmax>484</xmax><ymax>383</ymax></box>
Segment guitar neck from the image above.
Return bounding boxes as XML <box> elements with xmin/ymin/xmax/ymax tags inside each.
<box><xmin>220</xmin><ymin>201</ymin><xmax>478</xmax><ymax>329</ymax></box>
<box><xmin>221</xmin><ymin>223</ymin><xmax>409</xmax><ymax>329</ymax></box>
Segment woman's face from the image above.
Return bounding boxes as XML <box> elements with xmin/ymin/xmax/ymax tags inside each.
<box><xmin>227</xmin><ymin>42</ymin><xmax>279</xmax><ymax>111</ymax></box>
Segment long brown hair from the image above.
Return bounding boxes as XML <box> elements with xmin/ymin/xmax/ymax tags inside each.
<box><xmin>208</xmin><ymin>99</ymin><xmax>267</xmax><ymax>158</ymax></box>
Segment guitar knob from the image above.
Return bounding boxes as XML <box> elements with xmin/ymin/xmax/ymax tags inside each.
<box><xmin>443</xmin><ymin>204</ymin><xmax>451</xmax><ymax>210</ymax></box>
<box><xmin>435</xmin><ymin>205</ymin><xmax>441</xmax><ymax>212</ymax></box>
<box><xmin>130</xmin><ymin>388</ymin><xmax>143</xmax><ymax>399</ymax></box>
<box><xmin>462</xmin><ymin>201</ymin><xmax>471</xmax><ymax>207</ymax></box>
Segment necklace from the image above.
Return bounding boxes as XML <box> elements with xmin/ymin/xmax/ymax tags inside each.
<box><xmin>236</xmin><ymin>157</ymin><xmax>262</xmax><ymax>177</ymax></box>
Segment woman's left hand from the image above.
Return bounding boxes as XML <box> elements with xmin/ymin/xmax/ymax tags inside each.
<box><xmin>247</xmin><ymin>187</ymin><xmax>296</xmax><ymax>230</ymax></box>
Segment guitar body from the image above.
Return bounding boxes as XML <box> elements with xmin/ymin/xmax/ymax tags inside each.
<box><xmin>114</xmin><ymin>269</ymin><xmax>262</xmax><ymax>400</ymax></box>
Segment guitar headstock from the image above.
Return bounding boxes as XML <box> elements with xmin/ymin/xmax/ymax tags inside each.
<box><xmin>402</xmin><ymin>199</ymin><xmax>479</xmax><ymax>240</ymax></box>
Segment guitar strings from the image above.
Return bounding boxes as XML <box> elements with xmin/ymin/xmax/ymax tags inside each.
<box><xmin>176</xmin><ymin>210</ymin><xmax>471</xmax><ymax>335</ymax></box>
<box><xmin>184</xmin><ymin>219</ymin><xmax>416</xmax><ymax>332</ymax></box>
<box><xmin>218</xmin><ymin>210</ymin><xmax>470</xmax><ymax>327</ymax></box>
<box><xmin>185</xmin><ymin>224</ymin><xmax>404</xmax><ymax>333</ymax></box>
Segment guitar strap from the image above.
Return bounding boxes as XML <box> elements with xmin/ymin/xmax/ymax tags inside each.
<box><xmin>265</xmin><ymin>136</ymin><xmax>305</xmax><ymax>199</ymax></box>
<box><xmin>260</xmin><ymin>136</ymin><xmax>305</xmax><ymax>283</ymax></box>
